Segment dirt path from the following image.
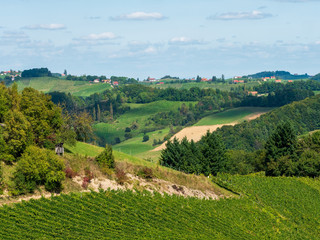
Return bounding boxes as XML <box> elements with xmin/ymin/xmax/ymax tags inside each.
<box><xmin>152</xmin><ymin>112</ymin><xmax>266</xmax><ymax>152</ymax></box>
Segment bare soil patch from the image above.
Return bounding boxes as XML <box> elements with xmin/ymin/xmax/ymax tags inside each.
<box><xmin>152</xmin><ymin>112</ymin><xmax>266</xmax><ymax>152</ymax></box>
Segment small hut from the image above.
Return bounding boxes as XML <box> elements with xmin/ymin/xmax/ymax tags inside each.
<box><xmin>55</xmin><ymin>143</ymin><xmax>64</xmax><ymax>156</ymax></box>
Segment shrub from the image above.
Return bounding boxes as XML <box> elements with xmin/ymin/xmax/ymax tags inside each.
<box><xmin>137</xmin><ymin>167</ymin><xmax>153</xmax><ymax>181</ymax></box>
<box><xmin>125</xmin><ymin>127</ymin><xmax>131</xmax><ymax>132</ymax></box>
<box><xmin>95</xmin><ymin>144</ymin><xmax>115</xmax><ymax>170</ymax></box>
<box><xmin>65</xmin><ymin>167</ymin><xmax>77</xmax><ymax>178</ymax></box>
<box><xmin>124</xmin><ymin>133</ymin><xmax>132</xmax><ymax>140</ymax></box>
<box><xmin>115</xmin><ymin>168</ymin><xmax>128</xmax><ymax>185</ymax></box>
<box><xmin>12</xmin><ymin>145</ymin><xmax>65</xmax><ymax>195</ymax></box>
<box><xmin>142</xmin><ymin>135</ymin><xmax>149</xmax><ymax>142</ymax></box>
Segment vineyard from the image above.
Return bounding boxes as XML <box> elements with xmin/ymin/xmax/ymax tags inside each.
<box><xmin>1</xmin><ymin>175</ymin><xmax>320</xmax><ymax>239</ymax></box>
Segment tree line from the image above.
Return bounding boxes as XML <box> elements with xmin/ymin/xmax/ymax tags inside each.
<box><xmin>160</xmin><ymin>121</ymin><xmax>320</xmax><ymax>178</ymax></box>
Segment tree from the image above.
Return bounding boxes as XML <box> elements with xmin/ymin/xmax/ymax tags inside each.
<box><xmin>64</xmin><ymin>69</ymin><xmax>67</xmax><ymax>75</ymax></box>
<box><xmin>12</xmin><ymin>146</ymin><xmax>65</xmax><ymax>194</ymax></box>
<box><xmin>95</xmin><ymin>144</ymin><xmax>115</xmax><ymax>169</ymax></box>
<box><xmin>199</xmin><ymin>131</ymin><xmax>228</xmax><ymax>176</ymax></box>
<box><xmin>264</xmin><ymin>122</ymin><xmax>298</xmax><ymax>176</ymax></box>
<box><xmin>72</xmin><ymin>111</ymin><xmax>94</xmax><ymax>142</ymax></box>
<box><xmin>143</xmin><ymin>134</ymin><xmax>149</xmax><ymax>142</ymax></box>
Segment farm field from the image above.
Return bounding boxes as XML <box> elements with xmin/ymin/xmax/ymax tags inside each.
<box><xmin>1</xmin><ymin>175</ymin><xmax>320</xmax><ymax>239</ymax></box>
<box><xmin>15</xmin><ymin>77</ymin><xmax>111</xmax><ymax>96</ymax></box>
<box><xmin>94</xmin><ymin>100</ymin><xmax>196</xmax><ymax>145</ymax></box>
<box><xmin>194</xmin><ymin>107</ymin><xmax>273</xmax><ymax>126</ymax></box>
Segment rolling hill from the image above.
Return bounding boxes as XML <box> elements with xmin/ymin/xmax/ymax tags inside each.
<box><xmin>15</xmin><ymin>77</ymin><xmax>112</xmax><ymax>97</ymax></box>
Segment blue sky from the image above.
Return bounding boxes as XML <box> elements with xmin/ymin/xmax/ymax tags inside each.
<box><xmin>1</xmin><ymin>0</ymin><xmax>320</xmax><ymax>79</ymax></box>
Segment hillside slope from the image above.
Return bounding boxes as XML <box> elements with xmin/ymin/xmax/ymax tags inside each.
<box><xmin>15</xmin><ymin>77</ymin><xmax>111</xmax><ymax>96</ymax></box>
<box><xmin>1</xmin><ymin>175</ymin><xmax>320</xmax><ymax>239</ymax></box>
<box><xmin>217</xmin><ymin>94</ymin><xmax>320</xmax><ymax>151</ymax></box>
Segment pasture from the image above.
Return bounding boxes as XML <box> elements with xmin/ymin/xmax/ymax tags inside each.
<box><xmin>94</xmin><ymin>100</ymin><xmax>196</xmax><ymax>145</ymax></box>
<box><xmin>16</xmin><ymin>77</ymin><xmax>111</xmax><ymax>97</ymax></box>
<box><xmin>194</xmin><ymin>107</ymin><xmax>273</xmax><ymax>126</ymax></box>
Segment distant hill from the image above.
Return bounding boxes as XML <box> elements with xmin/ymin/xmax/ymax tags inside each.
<box><xmin>247</xmin><ymin>71</ymin><xmax>310</xmax><ymax>80</ymax></box>
<box><xmin>311</xmin><ymin>73</ymin><xmax>320</xmax><ymax>81</ymax></box>
<box><xmin>217</xmin><ymin>93</ymin><xmax>320</xmax><ymax>151</ymax></box>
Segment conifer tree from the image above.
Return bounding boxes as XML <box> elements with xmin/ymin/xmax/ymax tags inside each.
<box><xmin>264</xmin><ymin>121</ymin><xmax>298</xmax><ymax>176</ymax></box>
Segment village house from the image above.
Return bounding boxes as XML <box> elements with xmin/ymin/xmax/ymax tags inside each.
<box><xmin>113</xmin><ymin>81</ymin><xmax>119</xmax><ymax>86</ymax></box>
<box><xmin>248</xmin><ymin>91</ymin><xmax>258</xmax><ymax>96</ymax></box>
<box><xmin>93</xmin><ymin>79</ymin><xmax>100</xmax><ymax>83</ymax></box>
<box><xmin>275</xmin><ymin>79</ymin><xmax>282</xmax><ymax>83</ymax></box>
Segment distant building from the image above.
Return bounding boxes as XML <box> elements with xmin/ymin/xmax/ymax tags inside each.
<box><xmin>288</xmin><ymin>80</ymin><xmax>293</xmax><ymax>83</ymax></box>
<box><xmin>248</xmin><ymin>91</ymin><xmax>258</xmax><ymax>96</ymax></box>
<box><xmin>275</xmin><ymin>79</ymin><xmax>282</xmax><ymax>83</ymax></box>
<box><xmin>93</xmin><ymin>79</ymin><xmax>100</xmax><ymax>83</ymax></box>
<box><xmin>113</xmin><ymin>81</ymin><xmax>119</xmax><ymax>86</ymax></box>
<box><xmin>201</xmin><ymin>78</ymin><xmax>208</xmax><ymax>82</ymax></box>
<box><xmin>102</xmin><ymin>79</ymin><xmax>111</xmax><ymax>83</ymax></box>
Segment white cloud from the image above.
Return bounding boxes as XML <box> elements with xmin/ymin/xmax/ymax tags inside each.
<box><xmin>169</xmin><ymin>37</ymin><xmax>205</xmax><ymax>45</ymax></box>
<box><xmin>24</xmin><ymin>24</ymin><xmax>66</xmax><ymax>30</ymax></box>
<box><xmin>209</xmin><ymin>10</ymin><xmax>273</xmax><ymax>20</ymax></box>
<box><xmin>72</xmin><ymin>32</ymin><xmax>118</xmax><ymax>46</ymax></box>
<box><xmin>144</xmin><ymin>46</ymin><xmax>157</xmax><ymax>53</ymax></box>
<box><xmin>112</xmin><ymin>12</ymin><xmax>165</xmax><ymax>20</ymax></box>
<box><xmin>82</xmin><ymin>32</ymin><xmax>116</xmax><ymax>40</ymax></box>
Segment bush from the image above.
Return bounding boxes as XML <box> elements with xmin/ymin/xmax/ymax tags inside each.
<box><xmin>65</xmin><ymin>167</ymin><xmax>77</xmax><ymax>178</ymax></box>
<box><xmin>142</xmin><ymin>135</ymin><xmax>149</xmax><ymax>142</ymax></box>
<box><xmin>137</xmin><ymin>167</ymin><xmax>153</xmax><ymax>181</ymax></box>
<box><xmin>12</xmin><ymin>145</ymin><xmax>65</xmax><ymax>195</ymax></box>
<box><xmin>95</xmin><ymin>144</ymin><xmax>115</xmax><ymax>169</ymax></box>
<box><xmin>125</xmin><ymin>127</ymin><xmax>131</xmax><ymax>132</ymax></box>
<box><xmin>124</xmin><ymin>133</ymin><xmax>132</xmax><ymax>140</ymax></box>
<box><xmin>115</xmin><ymin>168</ymin><xmax>128</xmax><ymax>185</ymax></box>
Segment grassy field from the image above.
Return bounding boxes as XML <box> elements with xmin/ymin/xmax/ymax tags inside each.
<box><xmin>194</xmin><ymin>107</ymin><xmax>274</xmax><ymax>126</ymax></box>
<box><xmin>94</xmin><ymin>100</ymin><xmax>196</xmax><ymax>145</ymax></box>
<box><xmin>113</xmin><ymin>128</ymin><xmax>169</xmax><ymax>160</ymax></box>
<box><xmin>15</xmin><ymin>77</ymin><xmax>111</xmax><ymax>97</ymax></box>
<box><xmin>1</xmin><ymin>175</ymin><xmax>320</xmax><ymax>239</ymax></box>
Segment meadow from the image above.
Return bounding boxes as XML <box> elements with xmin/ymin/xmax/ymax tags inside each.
<box><xmin>15</xmin><ymin>77</ymin><xmax>111</xmax><ymax>97</ymax></box>
<box><xmin>93</xmin><ymin>100</ymin><xmax>196</xmax><ymax>145</ymax></box>
<box><xmin>194</xmin><ymin>107</ymin><xmax>273</xmax><ymax>126</ymax></box>
<box><xmin>1</xmin><ymin>175</ymin><xmax>320</xmax><ymax>239</ymax></box>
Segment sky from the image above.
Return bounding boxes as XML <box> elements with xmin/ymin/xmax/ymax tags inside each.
<box><xmin>1</xmin><ymin>0</ymin><xmax>320</xmax><ymax>79</ymax></box>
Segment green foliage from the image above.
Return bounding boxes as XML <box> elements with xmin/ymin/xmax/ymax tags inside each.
<box><xmin>2</xmin><ymin>177</ymin><xmax>320</xmax><ymax>239</ymax></box>
<box><xmin>12</xmin><ymin>146</ymin><xmax>65</xmax><ymax>194</ymax></box>
<box><xmin>142</xmin><ymin>134</ymin><xmax>149</xmax><ymax>142</ymax></box>
<box><xmin>217</xmin><ymin>94</ymin><xmax>320</xmax><ymax>151</ymax></box>
<box><xmin>199</xmin><ymin>131</ymin><xmax>228</xmax><ymax>176</ymax></box>
<box><xmin>160</xmin><ymin>133</ymin><xmax>227</xmax><ymax>176</ymax></box>
<box><xmin>3</xmin><ymin>110</ymin><xmax>33</xmax><ymax>162</ymax></box>
<box><xmin>264</xmin><ymin>122</ymin><xmax>298</xmax><ymax>176</ymax></box>
<box><xmin>21</xmin><ymin>68</ymin><xmax>52</xmax><ymax>78</ymax></box>
<box><xmin>95</xmin><ymin>144</ymin><xmax>115</xmax><ymax>170</ymax></box>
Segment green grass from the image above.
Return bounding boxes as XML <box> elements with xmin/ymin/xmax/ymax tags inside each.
<box><xmin>94</xmin><ymin>100</ymin><xmax>196</xmax><ymax>145</ymax></box>
<box><xmin>1</xmin><ymin>175</ymin><xmax>320</xmax><ymax>239</ymax></box>
<box><xmin>113</xmin><ymin>128</ymin><xmax>169</xmax><ymax>159</ymax></box>
<box><xmin>194</xmin><ymin>107</ymin><xmax>274</xmax><ymax>126</ymax></box>
<box><xmin>15</xmin><ymin>77</ymin><xmax>111</xmax><ymax>97</ymax></box>
<box><xmin>314</xmin><ymin>91</ymin><xmax>320</xmax><ymax>95</ymax></box>
<box><xmin>65</xmin><ymin>142</ymin><xmax>104</xmax><ymax>157</ymax></box>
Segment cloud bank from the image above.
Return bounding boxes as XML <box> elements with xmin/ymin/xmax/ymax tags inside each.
<box><xmin>24</xmin><ymin>24</ymin><xmax>66</xmax><ymax>30</ymax></box>
<box><xmin>209</xmin><ymin>10</ymin><xmax>273</xmax><ymax>20</ymax></box>
<box><xmin>111</xmin><ymin>12</ymin><xmax>165</xmax><ymax>20</ymax></box>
